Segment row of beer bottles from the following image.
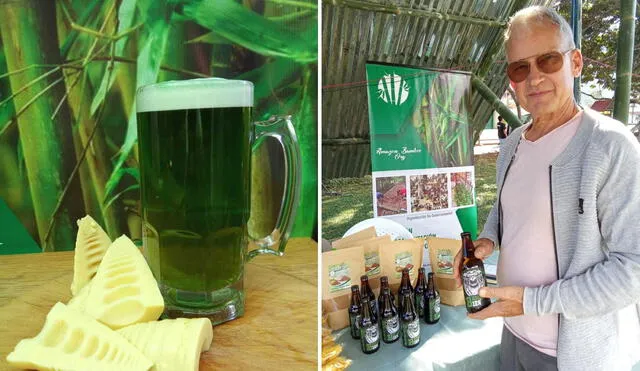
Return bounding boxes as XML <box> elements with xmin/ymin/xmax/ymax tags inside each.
<box><xmin>349</xmin><ymin>268</ymin><xmax>440</xmax><ymax>354</ymax></box>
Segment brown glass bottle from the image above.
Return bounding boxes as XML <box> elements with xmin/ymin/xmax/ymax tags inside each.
<box><xmin>348</xmin><ymin>285</ymin><xmax>362</xmax><ymax>339</ymax></box>
<box><xmin>378</xmin><ymin>276</ymin><xmax>395</xmax><ymax>310</ymax></box>
<box><xmin>360</xmin><ymin>275</ymin><xmax>377</xmax><ymax>321</ymax></box>
<box><xmin>424</xmin><ymin>272</ymin><xmax>440</xmax><ymax>324</ymax></box>
<box><xmin>397</xmin><ymin>268</ymin><xmax>413</xmax><ymax>313</ymax></box>
<box><xmin>400</xmin><ymin>291</ymin><xmax>420</xmax><ymax>348</ymax></box>
<box><xmin>413</xmin><ymin>268</ymin><xmax>427</xmax><ymax>318</ymax></box>
<box><xmin>379</xmin><ymin>287</ymin><xmax>400</xmax><ymax>343</ymax></box>
<box><xmin>359</xmin><ymin>297</ymin><xmax>380</xmax><ymax>354</ymax></box>
<box><xmin>460</xmin><ymin>232</ymin><xmax>491</xmax><ymax>313</ymax></box>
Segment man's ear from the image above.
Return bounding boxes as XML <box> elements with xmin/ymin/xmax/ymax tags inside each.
<box><xmin>572</xmin><ymin>49</ymin><xmax>584</xmax><ymax>77</ymax></box>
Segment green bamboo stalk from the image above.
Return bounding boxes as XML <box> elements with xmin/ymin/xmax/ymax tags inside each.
<box><xmin>56</xmin><ymin>5</ymin><xmax>125</xmax><ymax>238</ymax></box>
<box><xmin>290</xmin><ymin>66</ymin><xmax>317</xmax><ymax>237</ymax></box>
<box><xmin>54</xmin><ymin>7</ymin><xmax>105</xmax><ymax>227</ymax></box>
<box><xmin>0</xmin><ymin>0</ymin><xmax>84</xmax><ymax>251</ymax></box>
<box><xmin>613</xmin><ymin>0</ymin><xmax>636</xmax><ymax>124</ymax></box>
<box><xmin>64</xmin><ymin>71</ymin><xmax>106</xmax><ymax>226</ymax></box>
<box><xmin>472</xmin><ymin>75</ymin><xmax>522</xmax><ymax>130</ymax></box>
<box><xmin>0</xmin><ymin>40</ymin><xmax>38</xmax><ymax>242</ymax></box>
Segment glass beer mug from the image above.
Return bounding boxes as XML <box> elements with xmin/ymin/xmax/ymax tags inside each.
<box><xmin>136</xmin><ymin>78</ymin><xmax>301</xmax><ymax>325</ymax></box>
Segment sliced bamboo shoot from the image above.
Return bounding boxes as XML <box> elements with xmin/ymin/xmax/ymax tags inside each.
<box><xmin>118</xmin><ymin>318</ymin><xmax>213</xmax><ymax>371</ymax></box>
<box><xmin>6</xmin><ymin>302</ymin><xmax>153</xmax><ymax>371</ymax></box>
<box><xmin>71</xmin><ymin>215</ymin><xmax>112</xmax><ymax>296</ymax></box>
<box><xmin>84</xmin><ymin>235</ymin><xmax>164</xmax><ymax>329</ymax></box>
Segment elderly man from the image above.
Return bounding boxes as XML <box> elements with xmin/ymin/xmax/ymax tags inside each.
<box><xmin>453</xmin><ymin>6</ymin><xmax>640</xmax><ymax>371</ymax></box>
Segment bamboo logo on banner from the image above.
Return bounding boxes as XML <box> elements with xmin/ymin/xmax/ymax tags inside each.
<box><xmin>377</xmin><ymin>73</ymin><xmax>409</xmax><ymax>105</ymax></box>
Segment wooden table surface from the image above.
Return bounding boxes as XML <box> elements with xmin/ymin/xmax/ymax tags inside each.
<box><xmin>0</xmin><ymin>237</ymin><xmax>318</xmax><ymax>370</ymax></box>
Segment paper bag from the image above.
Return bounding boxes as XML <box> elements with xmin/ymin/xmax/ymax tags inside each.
<box><xmin>426</xmin><ymin>237</ymin><xmax>465</xmax><ymax>306</ymax></box>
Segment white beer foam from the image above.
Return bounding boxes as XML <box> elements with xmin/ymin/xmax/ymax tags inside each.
<box><xmin>136</xmin><ymin>78</ymin><xmax>253</xmax><ymax>112</ymax></box>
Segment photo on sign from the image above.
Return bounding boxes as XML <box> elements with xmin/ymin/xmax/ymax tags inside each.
<box><xmin>375</xmin><ymin>176</ymin><xmax>407</xmax><ymax>216</ymax></box>
<box><xmin>409</xmin><ymin>173</ymin><xmax>449</xmax><ymax>212</ymax></box>
<box><xmin>451</xmin><ymin>171</ymin><xmax>475</xmax><ymax>208</ymax></box>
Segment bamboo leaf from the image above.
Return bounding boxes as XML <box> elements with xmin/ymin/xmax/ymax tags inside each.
<box><xmin>104</xmin><ymin>184</ymin><xmax>139</xmax><ymax>209</ymax></box>
<box><xmin>180</xmin><ymin>0</ymin><xmax>317</xmax><ymax>63</ymax></box>
<box><xmin>103</xmin><ymin>167</ymin><xmax>139</xmax><ymax>205</ymax></box>
<box><xmin>267</xmin><ymin>9</ymin><xmax>315</xmax><ymax>23</ymax></box>
<box><xmin>185</xmin><ymin>31</ymin><xmax>231</xmax><ymax>45</ymax></box>
<box><xmin>89</xmin><ymin>0</ymin><xmax>138</xmax><ymax>115</ymax></box>
<box><xmin>444</xmin><ymin>133</ymin><xmax>460</xmax><ymax>150</ymax></box>
<box><xmin>266</xmin><ymin>0</ymin><xmax>317</xmax><ymax>9</ymax></box>
<box><xmin>238</xmin><ymin>57</ymin><xmax>300</xmax><ymax>103</ymax></box>
<box><xmin>186</xmin><ymin>10</ymin><xmax>316</xmax><ymax>48</ymax></box>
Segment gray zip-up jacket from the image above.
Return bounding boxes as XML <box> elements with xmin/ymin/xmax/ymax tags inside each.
<box><xmin>479</xmin><ymin>108</ymin><xmax>640</xmax><ymax>370</ymax></box>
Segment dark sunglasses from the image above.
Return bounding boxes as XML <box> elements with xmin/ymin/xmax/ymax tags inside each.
<box><xmin>506</xmin><ymin>49</ymin><xmax>575</xmax><ymax>83</ymax></box>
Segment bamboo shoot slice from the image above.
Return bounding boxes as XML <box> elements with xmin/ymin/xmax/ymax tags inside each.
<box><xmin>68</xmin><ymin>279</ymin><xmax>92</xmax><ymax>312</ymax></box>
<box><xmin>71</xmin><ymin>215</ymin><xmax>111</xmax><ymax>296</ymax></box>
<box><xmin>117</xmin><ymin>318</ymin><xmax>213</xmax><ymax>371</ymax></box>
<box><xmin>84</xmin><ymin>235</ymin><xmax>164</xmax><ymax>329</ymax></box>
<box><xmin>6</xmin><ymin>302</ymin><xmax>152</xmax><ymax>371</ymax></box>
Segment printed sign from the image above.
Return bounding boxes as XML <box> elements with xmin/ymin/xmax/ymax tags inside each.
<box><xmin>366</xmin><ymin>62</ymin><xmax>478</xmax><ymax>241</ymax></box>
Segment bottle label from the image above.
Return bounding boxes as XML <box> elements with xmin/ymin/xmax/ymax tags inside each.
<box><xmin>370</xmin><ymin>300</ymin><xmax>378</xmax><ymax>318</ymax></box>
<box><xmin>436</xmin><ymin>249</ymin><xmax>454</xmax><ymax>274</ymax></box>
<box><xmin>463</xmin><ymin>266</ymin><xmax>487</xmax><ymax>308</ymax></box>
<box><xmin>428</xmin><ymin>296</ymin><xmax>440</xmax><ymax>322</ymax></box>
<box><xmin>382</xmin><ymin>315</ymin><xmax>400</xmax><ymax>342</ymax></box>
<box><xmin>416</xmin><ymin>293</ymin><xmax>425</xmax><ymax>317</ymax></box>
<box><xmin>360</xmin><ymin>324</ymin><xmax>380</xmax><ymax>351</ymax></box>
<box><xmin>328</xmin><ymin>263</ymin><xmax>351</xmax><ymax>293</ymax></box>
<box><xmin>364</xmin><ymin>251</ymin><xmax>381</xmax><ymax>276</ymax></box>
<box><xmin>402</xmin><ymin>319</ymin><xmax>420</xmax><ymax>346</ymax></box>
<box><xmin>394</xmin><ymin>252</ymin><xmax>414</xmax><ymax>278</ymax></box>
<box><xmin>349</xmin><ymin>313</ymin><xmax>361</xmax><ymax>337</ymax></box>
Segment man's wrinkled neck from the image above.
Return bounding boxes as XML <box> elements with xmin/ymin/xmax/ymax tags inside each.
<box><xmin>526</xmin><ymin>98</ymin><xmax>580</xmax><ymax>142</ymax></box>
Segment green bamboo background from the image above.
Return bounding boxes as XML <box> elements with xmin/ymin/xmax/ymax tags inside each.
<box><xmin>412</xmin><ymin>72</ymin><xmax>473</xmax><ymax>168</ymax></box>
<box><xmin>0</xmin><ymin>0</ymin><xmax>318</xmax><ymax>253</ymax></box>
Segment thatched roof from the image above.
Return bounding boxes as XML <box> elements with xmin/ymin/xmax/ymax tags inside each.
<box><xmin>322</xmin><ymin>0</ymin><xmax>551</xmax><ymax>178</ymax></box>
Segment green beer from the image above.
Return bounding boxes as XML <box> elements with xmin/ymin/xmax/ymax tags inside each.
<box><xmin>136</xmin><ymin>78</ymin><xmax>300</xmax><ymax>325</ymax></box>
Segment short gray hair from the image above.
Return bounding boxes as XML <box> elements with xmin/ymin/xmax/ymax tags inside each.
<box><xmin>504</xmin><ymin>6</ymin><xmax>576</xmax><ymax>51</ymax></box>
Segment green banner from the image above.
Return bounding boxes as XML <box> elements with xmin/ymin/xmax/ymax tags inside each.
<box><xmin>366</xmin><ymin>62</ymin><xmax>477</xmax><ymax>240</ymax></box>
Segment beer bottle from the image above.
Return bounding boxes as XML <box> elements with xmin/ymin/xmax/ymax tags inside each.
<box><xmin>359</xmin><ymin>297</ymin><xmax>380</xmax><ymax>354</ymax></box>
<box><xmin>425</xmin><ymin>272</ymin><xmax>441</xmax><ymax>324</ymax></box>
<box><xmin>414</xmin><ymin>268</ymin><xmax>427</xmax><ymax>318</ymax></box>
<box><xmin>348</xmin><ymin>285</ymin><xmax>362</xmax><ymax>339</ymax></box>
<box><xmin>400</xmin><ymin>291</ymin><xmax>420</xmax><ymax>348</ymax></box>
<box><xmin>377</xmin><ymin>276</ymin><xmax>395</xmax><ymax>311</ymax></box>
<box><xmin>360</xmin><ymin>275</ymin><xmax>377</xmax><ymax>321</ymax></box>
<box><xmin>397</xmin><ymin>268</ymin><xmax>413</xmax><ymax>313</ymax></box>
<box><xmin>379</xmin><ymin>287</ymin><xmax>400</xmax><ymax>343</ymax></box>
<box><xmin>460</xmin><ymin>232</ymin><xmax>491</xmax><ymax>313</ymax></box>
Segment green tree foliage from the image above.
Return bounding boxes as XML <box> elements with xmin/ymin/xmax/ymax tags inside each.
<box><xmin>557</xmin><ymin>0</ymin><xmax>639</xmax><ymax>101</ymax></box>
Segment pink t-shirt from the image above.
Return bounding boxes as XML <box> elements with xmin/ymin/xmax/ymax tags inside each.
<box><xmin>499</xmin><ymin>111</ymin><xmax>583</xmax><ymax>357</ymax></box>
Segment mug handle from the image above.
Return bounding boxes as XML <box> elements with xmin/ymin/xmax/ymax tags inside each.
<box><xmin>248</xmin><ymin>115</ymin><xmax>301</xmax><ymax>259</ymax></box>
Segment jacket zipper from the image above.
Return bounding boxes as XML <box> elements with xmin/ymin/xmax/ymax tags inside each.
<box><xmin>549</xmin><ymin>165</ymin><xmax>561</xmax><ymax>333</ymax></box>
<box><xmin>548</xmin><ymin>165</ymin><xmax>561</xmax><ymax>280</ymax></box>
<box><xmin>497</xmin><ymin>154</ymin><xmax>516</xmax><ymax>245</ymax></box>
